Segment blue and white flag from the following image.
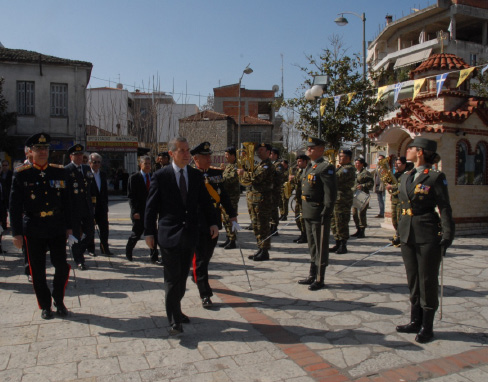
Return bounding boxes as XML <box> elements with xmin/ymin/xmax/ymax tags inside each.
<box><xmin>334</xmin><ymin>95</ymin><xmax>341</xmax><ymax>111</ymax></box>
<box><xmin>394</xmin><ymin>83</ymin><xmax>403</xmax><ymax>104</ymax></box>
<box><xmin>482</xmin><ymin>64</ymin><xmax>488</xmax><ymax>76</ymax></box>
<box><xmin>436</xmin><ymin>73</ymin><xmax>448</xmax><ymax>97</ymax></box>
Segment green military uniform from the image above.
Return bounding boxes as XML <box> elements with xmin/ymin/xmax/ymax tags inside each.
<box><xmin>279</xmin><ymin>167</ymin><xmax>290</xmax><ymax>220</ymax></box>
<box><xmin>300</xmin><ymin>151</ymin><xmax>337</xmax><ymax>290</ymax></box>
<box><xmin>330</xmin><ymin>162</ymin><xmax>355</xmax><ymax>253</ymax></box>
<box><xmin>221</xmin><ymin>162</ymin><xmax>240</xmax><ymax>243</ymax></box>
<box><xmin>352</xmin><ymin>167</ymin><xmax>373</xmax><ymax>237</ymax></box>
<box><xmin>242</xmin><ymin>157</ymin><xmax>275</xmax><ymax>261</ymax></box>
<box><xmin>270</xmin><ymin>159</ymin><xmax>284</xmax><ymax>231</ymax></box>
<box><xmin>292</xmin><ymin>167</ymin><xmax>306</xmax><ymax>241</ymax></box>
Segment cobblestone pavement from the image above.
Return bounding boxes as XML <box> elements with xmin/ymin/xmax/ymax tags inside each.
<box><xmin>1</xmin><ymin>195</ymin><xmax>487</xmax><ymax>381</ymax></box>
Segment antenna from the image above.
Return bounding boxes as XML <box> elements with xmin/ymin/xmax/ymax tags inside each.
<box><xmin>281</xmin><ymin>53</ymin><xmax>284</xmax><ymax>98</ymax></box>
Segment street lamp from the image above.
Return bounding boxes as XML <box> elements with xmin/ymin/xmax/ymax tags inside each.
<box><xmin>304</xmin><ymin>75</ymin><xmax>329</xmax><ymax>140</ymax></box>
<box><xmin>335</xmin><ymin>11</ymin><xmax>367</xmax><ymax>159</ymax></box>
<box><xmin>237</xmin><ymin>64</ymin><xmax>253</xmax><ymax>149</ymax></box>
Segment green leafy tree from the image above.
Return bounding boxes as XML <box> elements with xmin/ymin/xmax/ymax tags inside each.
<box><xmin>471</xmin><ymin>60</ymin><xmax>488</xmax><ymax>98</ymax></box>
<box><xmin>281</xmin><ymin>37</ymin><xmax>387</xmax><ymax>152</ymax></box>
<box><xmin>0</xmin><ymin>78</ymin><xmax>16</xmax><ymax>155</ymax></box>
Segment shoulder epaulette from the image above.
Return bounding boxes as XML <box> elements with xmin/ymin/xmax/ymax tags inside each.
<box><xmin>209</xmin><ymin>166</ymin><xmax>223</xmax><ymax>172</ymax></box>
<box><xmin>49</xmin><ymin>163</ymin><xmax>65</xmax><ymax>169</ymax></box>
<box><xmin>15</xmin><ymin>163</ymin><xmax>32</xmax><ymax>172</ymax></box>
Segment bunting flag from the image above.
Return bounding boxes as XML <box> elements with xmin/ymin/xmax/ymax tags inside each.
<box><xmin>457</xmin><ymin>67</ymin><xmax>475</xmax><ymax>88</ymax></box>
<box><xmin>346</xmin><ymin>92</ymin><xmax>356</xmax><ymax>105</ymax></box>
<box><xmin>412</xmin><ymin>78</ymin><xmax>426</xmax><ymax>101</ymax></box>
<box><xmin>436</xmin><ymin>73</ymin><xmax>448</xmax><ymax>97</ymax></box>
<box><xmin>320</xmin><ymin>97</ymin><xmax>328</xmax><ymax>116</ymax></box>
<box><xmin>482</xmin><ymin>64</ymin><xmax>488</xmax><ymax>76</ymax></box>
<box><xmin>376</xmin><ymin>86</ymin><xmax>387</xmax><ymax>103</ymax></box>
<box><xmin>334</xmin><ymin>95</ymin><xmax>341</xmax><ymax>110</ymax></box>
<box><xmin>394</xmin><ymin>83</ymin><xmax>403</xmax><ymax>104</ymax></box>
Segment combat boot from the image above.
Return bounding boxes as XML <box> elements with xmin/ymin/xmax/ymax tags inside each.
<box><xmin>336</xmin><ymin>240</ymin><xmax>348</xmax><ymax>254</ymax></box>
<box><xmin>253</xmin><ymin>248</ymin><xmax>270</xmax><ymax>261</ymax></box>
<box><xmin>295</xmin><ymin>233</ymin><xmax>307</xmax><ymax>244</ymax></box>
<box><xmin>219</xmin><ymin>238</ymin><xmax>230</xmax><ymax>247</ymax></box>
<box><xmin>248</xmin><ymin>248</ymin><xmax>262</xmax><ymax>260</ymax></box>
<box><xmin>396</xmin><ymin>304</ymin><xmax>422</xmax><ymax>333</ymax></box>
<box><xmin>270</xmin><ymin>224</ymin><xmax>279</xmax><ymax>236</ymax></box>
<box><xmin>356</xmin><ymin>228</ymin><xmax>366</xmax><ymax>238</ymax></box>
<box><xmin>415</xmin><ymin>309</ymin><xmax>435</xmax><ymax>343</ymax></box>
<box><xmin>329</xmin><ymin>240</ymin><xmax>340</xmax><ymax>252</ymax></box>
<box><xmin>351</xmin><ymin>227</ymin><xmax>360</xmax><ymax>237</ymax></box>
<box><xmin>224</xmin><ymin>240</ymin><xmax>236</xmax><ymax>249</ymax></box>
<box><xmin>308</xmin><ymin>265</ymin><xmax>326</xmax><ymax>291</ymax></box>
<box><xmin>298</xmin><ymin>263</ymin><xmax>316</xmax><ymax>285</ymax></box>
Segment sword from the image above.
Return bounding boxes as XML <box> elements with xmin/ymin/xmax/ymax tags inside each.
<box><xmin>68</xmin><ymin>244</ymin><xmax>82</xmax><ymax>307</ymax></box>
<box><xmin>235</xmin><ymin>232</ymin><xmax>252</xmax><ymax>291</ymax></box>
<box><xmin>439</xmin><ymin>245</ymin><xmax>447</xmax><ymax>320</ymax></box>
<box><xmin>335</xmin><ymin>243</ymin><xmax>393</xmax><ymax>275</ymax></box>
<box><xmin>257</xmin><ymin>214</ymin><xmax>301</xmax><ymax>247</ymax></box>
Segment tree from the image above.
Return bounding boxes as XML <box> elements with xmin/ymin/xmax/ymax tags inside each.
<box><xmin>200</xmin><ymin>94</ymin><xmax>214</xmax><ymax>111</ymax></box>
<box><xmin>471</xmin><ymin>60</ymin><xmax>488</xmax><ymax>98</ymax></box>
<box><xmin>0</xmin><ymin>78</ymin><xmax>16</xmax><ymax>155</ymax></box>
<box><xmin>281</xmin><ymin>36</ymin><xmax>388</xmax><ymax>152</ymax></box>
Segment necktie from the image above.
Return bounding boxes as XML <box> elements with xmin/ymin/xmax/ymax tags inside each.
<box><xmin>179</xmin><ymin>169</ymin><xmax>187</xmax><ymax>204</ymax></box>
<box><xmin>406</xmin><ymin>168</ymin><xmax>416</xmax><ymax>188</ymax></box>
<box><xmin>146</xmin><ymin>173</ymin><xmax>150</xmax><ymax>191</ymax></box>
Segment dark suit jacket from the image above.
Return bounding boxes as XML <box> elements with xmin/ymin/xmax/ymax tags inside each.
<box><xmin>1</xmin><ymin>169</ymin><xmax>13</xmax><ymax>208</ymax></box>
<box><xmin>144</xmin><ymin>165</ymin><xmax>218</xmax><ymax>249</ymax></box>
<box><xmin>90</xmin><ymin>170</ymin><xmax>109</xmax><ymax>214</ymax></box>
<box><xmin>127</xmin><ymin>171</ymin><xmax>152</xmax><ymax>220</ymax></box>
<box><xmin>398</xmin><ymin>168</ymin><xmax>455</xmax><ymax>244</ymax></box>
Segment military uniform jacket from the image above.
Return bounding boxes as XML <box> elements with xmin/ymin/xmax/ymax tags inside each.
<box><xmin>241</xmin><ymin>158</ymin><xmax>275</xmax><ymax>202</ymax></box>
<box><xmin>222</xmin><ymin>163</ymin><xmax>240</xmax><ymax>204</ymax></box>
<box><xmin>272</xmin><ymin>160</ymin><xmax>286</xmax><ymax>190</ymax></box>
<box><xmin>390</xmin><ymin>170</ymin><xmax>405</xmax><ymax>203</ymax></box>
<box><xmin>197</xmin><ymin>167</ymin><xmax>237</xmax><ymax>231</ymax></box>
<box><xmin>353</xmin><ymin>168</ymin><xmax>373</xmax><ymax>194</ymax></box>
<box><xmin>398</xmin><ymin>168</ymin><xmax>455</xmax><ymax>244</ymax></box>
<box><xmin>9</xmin><ymin>163</ymin><xmax>71</xmax><ymax>238</ymax></box>
<box><xmin>301</xmin><ymin>157</ymin><xmax>337</xmax><ymax>220</ymax></box>
<box><xmin>65</xmin><ymin>163</ymin><xmax>94</xmax><ymax>218</ymax></box>
<box><xmin>335</xmin><ymin>163</ymin><xmax>355</xmax><ymax>207</ymax></box>
<box><xmin>292</xmin><ymin>167</ymin><xmax>305</xmax><ymax>205</ymax></box>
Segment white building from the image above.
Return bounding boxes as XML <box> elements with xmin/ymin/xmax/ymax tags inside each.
<box><xmin>156</xmin><ymin>103</ymin><xmax>199</xmax><ymax>144</ymax></box>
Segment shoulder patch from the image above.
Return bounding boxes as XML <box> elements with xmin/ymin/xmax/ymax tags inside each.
<box><xmin>15</xmin><ymin>164</ymin><xmax>32</xmax><ymax>172</ymax></box>
<box><xmin>443</xmin><ymin>179</ymin><xmax>448</xmax><ymax>185</ymax></box>
<box><xmin>49</xmin><ymin>163</ymin><xmax>65</xmax><ymax>169</ymax></box>
<box><xmin>328</xmin><ymin>169</ymin><xmax>334</xmax><ymax>174</ymax></box>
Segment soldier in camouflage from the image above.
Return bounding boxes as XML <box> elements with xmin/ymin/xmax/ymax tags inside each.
<box><xmin>237</xmin><ymin>143</ymin><xmax>275</xmax><ymax>261</ymax></box>
<box><xmin>330</xmin><ymin>149</ymin><xmax>356</xmax><ymax>254</ymax></box>
<box><xmin>220</xmin><ymin>147</ymin><xmax>240</xmax><ymax>250</ymax></box>
<box><xmin>290</xmin><ymin>154</ymin><xmax>309</xmax><ymax>243</ymax></box>
<box><xmin>351</xmin><ymin>158</ymin><xmax>374</xmax><ymax>238</ymax></box>
<box><xmin>279</xmin><ymin>160</ymin><xmax>290</xmax><ymax>221</ymax></box>
<box><xmin>269</xmin><ymin>148</ymin><xmax>284</xmax><ymax>236</ymax></box>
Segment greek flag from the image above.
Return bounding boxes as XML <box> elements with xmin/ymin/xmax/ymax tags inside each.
<box><xmin>334</xmin><ymin>95</ymin><xmax>341</xmax><ymax>111</ymax></box>
<box><xmin>394</xmin><ymin>83</ymin><xmax>403</xmax><ymax>104</ymax></box>
<box><xmin>436</xmin><ymin>73</ymin><xmax>448</xmax><ymax>97</ymax></box>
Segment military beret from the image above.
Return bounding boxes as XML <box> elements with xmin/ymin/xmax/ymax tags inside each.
<box><xmin>306</xmin><ymin>136</ymin><xmax>326</xmax><ymax>147</ymax></box>
<box><xmin>225</xmin><ymin>146</ymin><xmax>237</xmax><ymax>156</ymax></box>
<box><xmin>68</xmin><ymin>144</ymin><xmax>85</xmax><ymax>155</ymax></box>
<box><xmin>339</xmin><ymin>149</ymin><xmax>353</xmax><ymax>158</ymax></box>
<box><xmin>191</xmin><ymin>141</ymin><xmax>213</xmax><ymax>156</ymax></box>
<box><xmin>408</xmin><ymin>137</ymin><xmax>437</xmax><ymax>152</ymax></box>
<box><xmin>271</xmin><ymin>148</ymin><xmax>280</xmax><ymax>155</ymax></box>
<box><xmin>258</xmin><ymin>143</ymin><xmax>272</xmax><ymax>151</ymax></box>
<box><xmin>25</xmin><ymin>132</ymin><xmax>51</xmax><ymax>147</ymax></box>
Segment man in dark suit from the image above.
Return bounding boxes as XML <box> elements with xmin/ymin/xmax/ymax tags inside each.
<box><xmin>126</xmin><ymin>156</ymin><xmax>159</xmax><ymax>263</ymax></box>
<box><xmin>298</xmin><ymin>137</ymin><xmax>337</xmax><ymax>291</ymax></box>
<box><xmin>145</xmin><ymin>137</ymin><xmax>219</xmax><ymax>335</ymax></box>
<box><xmin>65</xmin><ymin>144</ymin><xmax>95</xmax><ymax>270</ymax></box>
<box><xmin>87</xmin><ymin>153</ymin><xmax>112</xmax><ymax>256</ymax></box>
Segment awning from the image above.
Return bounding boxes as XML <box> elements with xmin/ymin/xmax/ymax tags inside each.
<box><xmin>394</xmin><ymin>48</ymin><xmax>432</xmax><ymax>69</ymax></box>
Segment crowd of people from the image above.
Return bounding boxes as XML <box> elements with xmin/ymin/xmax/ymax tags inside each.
<box><xmin>2</xmin><ymin>133</ymin><xmax>454</xmax><ymax>342</ymax></box>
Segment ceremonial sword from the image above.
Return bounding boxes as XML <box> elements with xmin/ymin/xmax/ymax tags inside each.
<box><xmin>334</xmin><ymin>242</ymin><xmax>393</xmax><ymax>275</ymax></box>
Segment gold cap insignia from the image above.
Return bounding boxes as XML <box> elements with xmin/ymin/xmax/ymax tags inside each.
<box><xmin>204</xmin><ymin>144</ymin><xmax>209</xmax><ymax>149</ymax></box>
<box><xmin>39</xmin><ymin>135</ymin><xmax>46</xmax><ymax>143</ymax></box>
<box><xmin>308</xmin><ymin>137</ymin><xmax>313</xmax><ymax>142</ymax></box>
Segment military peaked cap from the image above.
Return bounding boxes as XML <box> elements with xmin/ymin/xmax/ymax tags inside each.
<box><xmin>297</xmin><ymin>154</ymin><xmax>310</xmax><ymax>161</ymax></box>
<box><xmin>191</xmin><ymin>141</ymin><xmax>213</xmax><ymax>156</ymax></box>
<box><xmin>306</xmin><ymin>136</ymin><xmax>326</xmax><ymax>147</ymax></box>
<box><xmin>25</xmin><ymin>132</ymin><xmax>51</xmax><ymax>147</ymax></box>
<box><xmin>271</xmin><ymin>148</ymin><xmax>280</xmax><ymax>155</ymax></box>
<box><xmin>408</xmin><ymin>137</ymin><xmax>437</xmax><ymax>152</ymax></box>
<box><xmin>68</xmin><ymin>144</ymin><xmax>85</xmax><ymax>155</ymax></box>
<box><xmin>225</xmin><ymin>146</ymin><xmax>237</xmax><ymax>156</ymax></box>
<box><xmin>339</xmin><ymin>149</ymin><xmax>353</xmax><ymax>158</ymax></box>
<box><xmin>258</xmin><ymin>143</ymin><xmax>272</xmax><ymax>151</ymax></box>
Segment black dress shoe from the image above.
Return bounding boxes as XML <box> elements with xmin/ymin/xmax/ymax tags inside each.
<box><xmin>248</xmin><ymin>248</ymin><xmax>262</xmax><ymax>260</ymax></box>
<box><xmin>308</xmin><ymin>281</ymin><xmax>325</xmax><ymax>291</ymax></box>
<box><xmin>169</xmin><ymin>323</ymin><xmax>183</xmax><ymax>335</ymax></box>
<box><xmin>54</xmin><ymin>302</ymin><xmax>69</xmax><ymax>317</ymax></box>
<box><xmin>224</xmin><ymin>240</ymin><xmax>236</xmax><ymax>250</ymax></box>
<box><xmin>78</xmin><ymin>264</ymin><xmax>87</xmax><ymax>271</ymax></box>
<box><xmin>181</xmin><ymin>314</ymin><xmax>190</xmax><ymax>323</ymax></box>
<box><xmin>202</xmin><ymin>297</ymin><xmax>213</xmax><ymax>308</ymax></box>
<box><xmin>126</xmin><ymin>252</ymin><xmax>133</xmax><ymax>261</ymax></box>
<box><xmin>396</xmin><ymin>322</ymin><xmax>422</xmax><ymax>334</ymax></box>
<box><xmin>41</xmin><ymin>308</ymin><xmax>54</xmax><ymax>320</ymax></box>
<box><xmin>415</xmin><ymin>327</ymin><xmax>434</xmax><ymax>343</ymax></box>
<box><xmin>219</xmin><ymin>238</ymin><xmax>230</xmax><ymax>248</ymax></box>
<box><xmin>297</xmin><ymin>276</ymin><xmax>315</xmax><ymax>285</ymax></box>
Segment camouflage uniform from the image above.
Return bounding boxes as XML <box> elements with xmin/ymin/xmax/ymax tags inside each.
<box><xmin>331</xmin><ymin>163</ymin><xmax>356</xmax><ymax>241</ymax></box>
<box><xmin>352</xmin><ymin>168</ymin><xmax>374</xmax><ymax>230</ymax></box>
<box><xmin>242</xmin><ymin>158</ymin><xmax>275</xmax><ymax>250</ymax></box>
<box><xmin>222</xmin><ymin>162</ymin><xmax>240</xmax><ymax>241</ymax></box>
<box><xmin>292</xmin><ymin>167</ymin><xmax>306</xmax><ymax>235</ymax></box>
<box><xmin>270</xmin><ymin>160</ymin><xmax>284</xmax><ymax>228</ymax></box>
<box><xmin>280</xmin><ymin>169</ymin><xmax>290</xmax><ymax>219</ymax></box>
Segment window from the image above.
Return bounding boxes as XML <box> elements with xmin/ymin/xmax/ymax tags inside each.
<box><xmin>474</xmin><ymin>143</ymin><xmax>486</xmax><ymax>185</ymax></box>
<box><xmin>17</xmin><ymin>81</ymin><xmax>35</xmax><ymax>115</ymax></box>
<box><xmin>457</xmin><ymin>141</ymin><xmax>469</xmax><ymax>185</ymax></box>
<box><xmin>50</xmin><ymin>83</ymin><xmax>68</xmax><ymax>116</ymax></box>
<box><xmin>456</xmin><ymin>140</ymin><xmax>488</xmax><ymax>185</ymax></box>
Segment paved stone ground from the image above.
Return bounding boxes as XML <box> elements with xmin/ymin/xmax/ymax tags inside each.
<box><xmin>1</xmin><ymin>195</ymin><xmax>487</xmax><ymax>382</ymax></box>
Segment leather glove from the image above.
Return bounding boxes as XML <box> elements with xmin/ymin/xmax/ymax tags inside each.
<box><xmin>231</xmin><ymin>221</ymin><xmax>241</xmax><ymax>232</ymax></box>
<box><xmin>67</xmin><ymin>235</ymin><xmax>78</xmax><ymax>247</ymax></box>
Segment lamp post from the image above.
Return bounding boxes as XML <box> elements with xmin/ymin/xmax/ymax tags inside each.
<box><xmin>335</xmin><ymin>11</ymin><xmax>367</xmax><ymax>159</ymax></box>
<box><xmin>304</xmin><ymin>75</ymin><xmax>329</xmax><ymax>140</ymax></box>
<box><xmin>237</xmin><ymin>64</ymin><xmax>253</xmax><ymax>149</ymax></box>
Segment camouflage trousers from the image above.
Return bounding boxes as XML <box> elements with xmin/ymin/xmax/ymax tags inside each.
<box><xmin>222</xmin><ymin>196</ymin><xmax>240</xmax><ymax>241</ymax></box>
<box><xmin>294</xmin><ymin>202</ymin><xmax>305</xmax><ymax>233</ymax></box>
<box><xmin>391</xmin><ymin>199</ymin><xmax>401</xmax><ymax>231</ymax></box>
<box><xmin>352</xmin><ymin>202</ymin><xmax>369</xmax><ymax>229</ymax></box>
<box><xmin>270</xmin><ymin>193</ymin><xmax>280</xmax><ymax>226</ymax></box>
<box><xmin>331</xmin><ymin>202</ymin><xmax>353</xmax><ymax>241</ymax></box>
<box><xmin>247</xmin><ymin>192</ymin><xmax>272</xmax><ymax>249</ymax></box>
<box><xmin>279</xmin><ymin>190</ymin><xmax>289</xmax><ymax>217</ymax></box>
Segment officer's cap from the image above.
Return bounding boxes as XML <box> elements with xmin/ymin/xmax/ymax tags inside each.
<box><xmin>297</xmin><ymin>154</ymin><xmax>310</xmax><ymax>161</ymax></box>
<box><xmin>25</xmin><ymin>132</ymin><xmax>51</xmax><ymax>148</ymax></box>
<box><xmin>271</xmin><ymin>148</ymin><xmax>280</xmax><ymax>155</ymax></box>
<box><xmin>258</xmin><ymin>143</ymin><xmax>272</xmax><ymax>151</ymax></box>
<box><xmin>158</xmin><ymin>151</ymin><xmax>170</xmax><ymax>158</ymax></box>
<box><xmin>191</xmin><ymin>141</ymin><xmax>213</xmax><ymax>156</ymax></box>
<box><xmin>225</xmin><ymin>146</ymin><xmax>237</xmax><ymax>156</ymax></box>
<box><xmin>339</xmin><ymin>149</ymin><xmax>353</xmax><ymax>158</ymax></box>
<box><xmin>408</xmin><ymin>137</ymin><xmax>437</xmax><ymax>152</ymax></box>
<box><xmin>68</xmin><ymin>144</ymin><xmax>85</xmax><ymax>155</ymax></box>
<box><xmin>306</xmin><ymin>136</ymin><xmax>326</xmax><ymax>147</ymax></box>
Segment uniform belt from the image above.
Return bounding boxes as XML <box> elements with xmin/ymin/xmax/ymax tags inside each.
<box><xmin>33</xmin><ymin>208</ymin><xmax>61</xmax><ymax>218</ymax></box>
<box><xmin>402</xmin><ymin>208</ymin><xmax>435</xmax><ymax>216</ymax></box>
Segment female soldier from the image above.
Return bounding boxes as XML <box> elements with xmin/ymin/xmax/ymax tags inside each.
<box><xmin>351</xmin><ymin>158</ymin><xmax>373</xmax><ymax>238</ymax></box>
<box><xmin>396</xmin><ymin>137</ymin><xmax>455</xmax><ymax>343</ymax></box>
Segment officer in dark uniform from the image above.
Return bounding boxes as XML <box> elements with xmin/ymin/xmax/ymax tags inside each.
<box><xmin>9</xmin><ymin>133</ymin><xmax>71</xmax><ymax>319</ymax></box>
<box><xmin>298</xmin><ymin>137</ymin><xmax>337</xmax><ymax>291</ymax></box>
<box><xmin>65</xmin><ymin>144</ymin><xmax>95</xmax><ymax>270</ymax></box>
<box><xmin>396</xmin><ymin>137</ymin><xmax>455</xmax><ymax>343</ymax></box>
<box><xmin>191</xmin><ymin>142</ymin><xmax>238</xmax><ymax>307</ymax></box>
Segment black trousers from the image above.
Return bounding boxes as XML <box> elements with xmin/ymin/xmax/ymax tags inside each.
<box><xmin>160</xmin><ymin>230</ymin><xmax>195</xmax><ymax>325</ymax></box>
<box><xmin>194</xmin><ymin>233</ymin><xmax>218</xmax><ymax>299</ymax></box>
<box><xmin>127</xmin><ymin>218</ymin><xmax>158</xmax><ymax>257</ymax></box>
<box><xmin>71</xmin><ymin>214</ymin><xmax>95</xmax><ymax>265</ymax></box>
<box><xmin>88</xmin><ymin>209</ymin><xmax>109</xmax><ymax>253</ymax></box>
<box><xmin>24</xmin><ymin>235</ymin><xmax>70</xmax><ymax>310</ymax></box>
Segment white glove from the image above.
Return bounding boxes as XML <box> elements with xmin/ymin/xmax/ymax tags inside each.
<box><xmin>231</xmin><ymin>221</ymin><xmax>241</xmax><ymax>232</ymax></box>
<box><xmin>67</xmin><ymin>235</ymin><xmax>78</xmax><ymax>247</ymax></box>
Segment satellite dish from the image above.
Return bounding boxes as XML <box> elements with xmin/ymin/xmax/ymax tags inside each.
<box><xmin>272</xmin><ymin>84</ymin><xmax>280</xmax><ymax>93</ymax></box>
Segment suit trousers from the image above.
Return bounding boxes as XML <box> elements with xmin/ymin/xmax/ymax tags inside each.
<box><xmin>160</xmin><ymin>229</ymin><xmax>196</xmax><ymax>325</ymax></box>
<box><xmin>400</xmin><ymin>238</ymin><xmax>442</xmax><ymax>312</ymax></box>
<box><xmin>194</xmin><ymin>233</ymin><xmax>218</xmax><ymax>298</ymax></box>
<box><xmin>71</xmin><ymin>214</ymin><xmax>95</xmax><ymax>265</ymax></box>
<box><xmin>24</xmin><ymin>235</ymin><xmax>70</xmax><ymax>310</ymax></box>
<box><xmin>89</xmin><ymin>209</ymin><xmax>109</xmax><ymax>252</ymax></box>
<box><xmin>304</xmin><ymin>215</ymin><xmax>331</xmax><ymax>267</ymax></box>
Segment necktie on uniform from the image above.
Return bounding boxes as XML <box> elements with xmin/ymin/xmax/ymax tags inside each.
<box><xmin>146</xmin><ymin>173</ymin><xmax>150</xmax><ymax>191</ymax></box>
<box><xmin>406</xmin><ymin>168</ymin><xmax>417</xmax><ymax>188</ymax></box>
<box><xmin>179</xmin><ymin>168</ymin><xmax>187</xmax><ymax>204</ymax></box>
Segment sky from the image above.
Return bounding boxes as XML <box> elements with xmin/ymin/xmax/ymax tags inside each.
<box><xmin>1</xmin><ymin>0</ymin><xmax>437</xmax><ymax>108</ymax></box>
